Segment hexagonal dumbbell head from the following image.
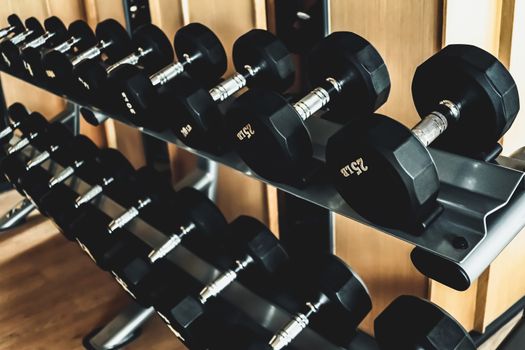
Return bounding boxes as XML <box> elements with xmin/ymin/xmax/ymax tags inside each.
<box><xmin>412</xmin><ymin>44</ymin><xmax>520</xmax><ymax>157</ymax></box>
<box><xmin>307</xmin><ymin>31</ymin><xmax>390</xmax><ymax>120</ymax></box>
<box><xmin>227</xmin><ymin>31</ymin><xmax>390</xmax><ymax>184</ymax></box>
<box><xmin>167</xmin><ymin>29</ymin><xmax>294</xmax><ymax>154</ymax></box>
<box><xmin>268</xmin><ymin>254</ymin><xmax>371</xmax><ymax>349</ymax></box>
<box><xmin>326</xmin><ymin>114</ymin><xmax>440</xmax><ymax>232</ymax></box>
<box><xmin>233</xmin><ymin>29</ymin><xmax>295</xmax><ymax>92</ymax></box>
<box><xmin>114</xmin><ymin>23</ymin><xmax>226</xmax><ymax>129</ymax></box>
<box><xmin>375</xmin><ymin>296</ymin><xmax>476</xmax><ymax>350</ymax></box>
<box><xmin>158</xmin><ymin>216</ymin><xmax>287</xmax><ymax>350</ymax></box>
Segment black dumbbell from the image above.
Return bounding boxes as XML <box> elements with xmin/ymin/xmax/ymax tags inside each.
<box><xmin>154</xmin><ymin>216</ymin><xmax>287</xmax><ymax>350</ymax></box>
<box><xmin>18</xmin><ymin>136</ymin><xmax>100</xmax><ymax>208</ymax></box>
<box><xmin>226</xmin><ymin>31</ymin><xmax>390</xmax><ymax>184</ymax></box>
<box><xmin>20</xmin><ymin>18</ymin><xmax>68</xmax><ymax>80</ymax></box>
<box><xmin>71</xmin><ymin>167</ymin><xmax>176</xmax><ymax>269</ymax></box>
<box><xmin>267</xmin><ymin>255</ymin><xmax>371</xmax><ymax>349</ymax></box>
<box><xmin>42</xmin><ymin>19</ymin><xmax>131</xmax><ymax>92</ymax></box>
<box><xmin>326</xmin><ymin>44</ymin><xmax>520</xmax><ymax>231</ymax></box>
<box><xmin>167</xmin><ymin>29</ymin><xmax>295</xmax><ymax>153</ymax></box>
<box><xmin>0</xmin><ymin>103</ymin><xmax>31</xmax><ymax>145</ymax></box>
<box><xmin>35</xmin><ymin>20</ymin><xmax>96</xmax><ymax>83</ymax></box>
<box><xmin>114</xmin><ymin>22</ymin><xmax>227</xmax><ymax>129</ymax></box>
<box><xmin>40</xmin><ymin>149</ymin><xmax>135</xmax><ymax>239</ymax></box>
<box><xmin>375</xmin><ymin>296</ymin><xmax>476</xmax><ymax>350</ymax></box>
<box><xmin>1</xmin><ymin>113</ymin><xmax>53</xmax><ymax>159</ymax></box>
<box><xmin>1</xmin><ymin>123</ymin><xmax>74</xmax><ymax>186</ymax></box>
<box><xmin>0</xmin><ymin>17</ymin><xmax>44</xmax><ymax>72</ymax></box>
<box><xmin>0</xmin><ymin>14</ymin><xmax>24</xmax><ymax>41</ymax></box>
<box><xmin>109</xmin><ymin>187</ymin><xmax>227</xmax><ymax>302</ymax></box>
<box><xmin>73</xmin><ymin>23</ymin><xmax>173</xmax><ymax>108</ymax></box>
<box><xmin>3</xmin><ymin>17</ymin><xmax>67</xmax><ymax>74</ymax></box>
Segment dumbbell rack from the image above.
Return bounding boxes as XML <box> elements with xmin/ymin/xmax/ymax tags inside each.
<box><xmin>4</xmin><ymin>119</ymin><xmax>378</xmax><ymax>350</ymax></box>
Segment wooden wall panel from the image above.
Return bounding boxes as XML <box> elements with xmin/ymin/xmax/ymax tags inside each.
<box><xmin>329</xmin><ymin>0</ymin><xmax>443</xmax><ymax>334</ymax></box>
<box><xmin>150</xmin><ymin>0</ymin><xmax>269</xmax><ymax>223</ymax></box>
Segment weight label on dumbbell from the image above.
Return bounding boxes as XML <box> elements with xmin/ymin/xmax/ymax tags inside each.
<box><xmin>180</xmin><ymin>124</ymin><xmax>192</xmax><ymax>138</ymax></box>
<box><xmin>46</xmin><ymin>70</ymin><xmax>56</xmax><ymax>79</ymax></box>
<box><xmin>340</xmin><ymin>158</ymin><xmax>368</xmax><ymax>177</ymax></box>
<box><xmin>121</xmin><ymin>92</ymin><xmax>137</xmax><ymax>115</ymax></box>
<box><xmin>236</xmin><ymin>123</ymin><xmax>255</xmax><ymax>141</ymax></box>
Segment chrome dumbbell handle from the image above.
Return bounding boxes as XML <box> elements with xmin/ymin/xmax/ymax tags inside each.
<box><xmin>269</xmin><ymin>295</ymin><xmax>329</xmax><ymax>350</ymax></box>
<box><xmin>208</xmin><ymin>65</ymin><xmax>259</xmax><ymax>103</ymax></box>
<box><xmin>293</xmin><ymin>77</ymin><xmax>342</xmax><ymax>121</ymax></box>
<box><xmin>20</xmin><ymin>30</ymin><xmax>55</xmax><ymax>50</ymax></box>
<box><xmin>25</xmin><ymin>145</ymin><xmax>59</xmax><ymax>170</ymax></box>
<box><xmin>48</xmin><ymin>160</ymin><xmax>84</xmax><ymax>187</ymax></box>
<box><xmin>71</xmin><ymin>40</ymin><xmax>112</xmax><ymax>67</ymax></box>
<box><xmin>106</xmin><ymin>47</ymin><xmax>153</xmax><ymax>74</ymax></box>
<box><xmin>74</xmin><ymin>177</ymin><xmax>115</xmax><ymax>208</ymax></box>
<box><xmin>411</xmin><ymin>100</ymin><xmax>460</xmax><ymax>147</ymax></box>
<box><xmin>107</xmin><ymin>197</ymin><xmax>152</xmax><ymax>233</ymax></box>
<box><xmin>148</xmin><ymin>222</ymin><xmax>197</xmax><ymax>263</ymax></box>
<box><xmin>198</xmin><ymin>255</ymin><xmax>254</xmax><ymax>304</ymax></box>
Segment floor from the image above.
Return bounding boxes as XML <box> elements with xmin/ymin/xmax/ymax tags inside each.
<box><xmin>0</xmin><ymin>190</ymin><xmax>185</xmax><ymax>350</ymax></box>
<box><xmin>0</xmin><ymin>189</ymin><xmax>519</xmax><ymax>350</ymax></box>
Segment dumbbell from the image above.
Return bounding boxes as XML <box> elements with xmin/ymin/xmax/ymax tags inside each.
<box><xmin>0</xmin><ymin>103</ymin><xmax>30</xmax><ymax>145</ymax></box>
<box><xmin>73</xmin><ymin>23</ymin><xmax>173</xmax><ymax>108</ymax></box>
<box><xmin>226</xmin><ymin>31</ymin><xmax>390</xmax><ymax>184</ymax></box>
<box><xmin>267</xmin><ymin>255</ymin><xmax>371</xmax><ymax>349</ymax></box>
<box><xmin>2</xmin><ymin>17</ymin><xmax>67</xmax><ymax>74</ymax></box>
<box><xmin>42</xmin><ymin>19</ymin><xmax>131</xmax><ymax>92</ymax></box>
<box><xmin>0</xmin><ymin>17</ymin><xmax>44</xmax><ymax>72</ymax></box>
<box><xmin>109</xmin><ymin>187</ymin><xmax>227</xmax><ymax>302</ymax></box>
<box><xmin>0</xmin><ymin>14</ymin><xmax>24</xmax><ymax>41</ymax></box>
<box><xmin>326</xmin><ymin>44</ymin><xmax>520</xmax><ymax>231</ymax></box>
<box><xmin>22</xmin><ymin>20</ymin><xmax>96</xmax><ymax>82</ymax></box>
<box><xmin>167</xmin><ymin>29</ymin><xmax>295</xmax><ymax>153</ymax></box>
<box><xmin>40</xmin><ymin>149</ymin><xmax>135</xmax><ymax>239</ymax></box>
<box><xmin>18</xmin><ymin>136</ymin><xmax>99</xmax><ymax>209</ymax></box>
<box><xmin>113</xmin><ymin>22</ymin><xmax>227</xmax><ymax>129</ymax></box>
<box><xmin>375</xmin><ymin>296</ymin><xmax>476</xmax><ymax>350</ymax></box>
<box><xmin>1</xmin><ymin>123</ymin><xmax>74</xmax><ymax>187</ymax></box>
<box><xmin>71</xmin><ymin>167</ymin><xmax>176</xmax><ymax>269</ymax></box>
<box><xmin>154</xmin><ymin>216</ymin><xmax>288</xmax><ymax>350</ymax></box>
<box><xmin>20</xmin><ymin>18</ymin><xmax>68</xmax><ymax>80</ymax></box>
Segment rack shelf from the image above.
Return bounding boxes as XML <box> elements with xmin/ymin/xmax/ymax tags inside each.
<box><xmin>10</xmin><ymin>141</ymin><xmax>376</xmax><ymax>350</ymax></box>
<box><xmin>3</xmin><ymin>69</ymin><xmax>525</xmax><ymax>291</ymax></box>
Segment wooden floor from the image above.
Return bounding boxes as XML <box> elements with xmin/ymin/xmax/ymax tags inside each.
<box><xmin>0</xmin><ymin>190</ymin><xmax>185</xmax><ymax>350</ymax></box>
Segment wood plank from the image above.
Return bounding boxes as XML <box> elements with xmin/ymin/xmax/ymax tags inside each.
<box><xmin>329</xmin><ymin>0</ymin><xmax>442</xmax><ymax>334</ymax></box>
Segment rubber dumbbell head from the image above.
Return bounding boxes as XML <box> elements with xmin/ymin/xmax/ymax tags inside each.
<box><xmin>42</xmin><ymin>19</ymin><xmax>130</xmax><ymax>84</ymax></box>
<box><xmin>0</xmin><ymin>103</ymin><xmax>30</xmax><ymax>144</ymax></box>
<box><xmin>110</xmin><ymin>187</ymin><xmax>227</xmax><ymax>304</ymax></box>
<box><xmin>73</xmin><ymin>23</ymin><xmax>173</xmax><ymax>107</ymax></box>
<box><xmin>412</xmin><ymin>44</ymin><xmax>520</xmax><ymax>156</ymax></box>
<box><xmin>375</xmin><ymin>296</ymin><xmax>476</xmax><ymax>350</ymax></box>
<box><xmin>168</xmin><ymin>29</ymin><xmax>295</xmax><ymax>154</ymax></box>
<box><xmin>226</xmin><ymin>31</ymin><xmax>390</xmax><ymax>184</ymax></box>
<box><xmin>40</xmin><ymin>149</ymin><xmax>135</xmax><ymax>233</ymax></box>
<box><xmin>159</xmin><ymin>216</ymin><xmax>287</xmax><ymax>350</ymax></box>
<box><xmin>0</xmin><ymin>17</ymin><xmax>44</xmax><ymax>71</ymax></box>
<box><xmin>10</xmin><ymin>17</ymin><xmax>68</xmax><ymax>75</ymax></box>
<box><xmin>20</xmin><ymin>17</ymin><xmax>68</xmax><ymax>80</ymax></box>
<box><xmin>268</xmin><ymin>255</ymin><xmax>371</xmax><ymax>349</ymax></box>
<box><xmin>0</xmin><ymin>14</ymin><xmax>24</xmax><ymax>40</ymax></box>
<box><xmin>116</xmin><ymin>23</ymin><xmax>227</xmax><ymax>129</ymax></box>
<box><xmin>326</xmin><ymin>44</ymin><xmax>520</xmax><ymax>231</ymax></box>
